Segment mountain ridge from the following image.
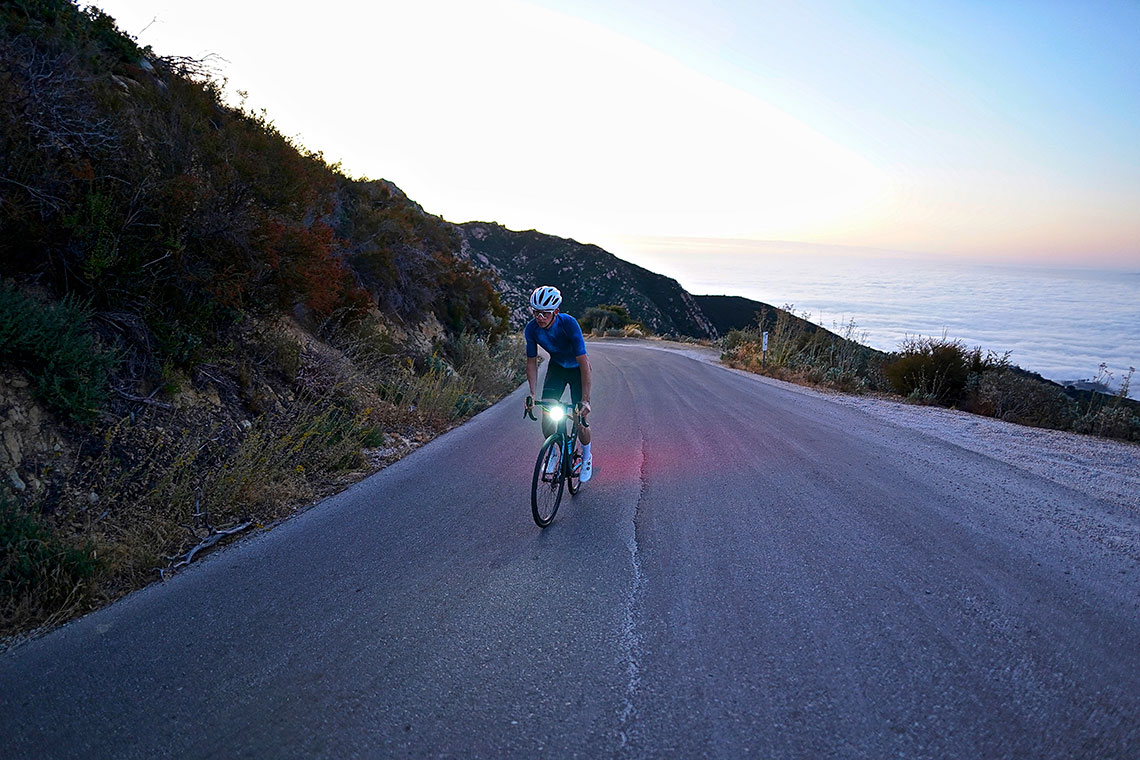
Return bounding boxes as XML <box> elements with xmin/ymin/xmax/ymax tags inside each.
<box><xmin>455</xmin><ymin>221</ymin><xmax>813</xmax><ymax>340</ymax></box>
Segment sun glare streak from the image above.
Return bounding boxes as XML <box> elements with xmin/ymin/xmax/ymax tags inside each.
<box><xmin>427</xmin><ymin>0</ymin><xmax>892</xmax><ymax>242</ymax></box>
<box><xmin>134</xmin><ymin>0</ymin><xmax>887</xmax><ymax>245</ymax></box>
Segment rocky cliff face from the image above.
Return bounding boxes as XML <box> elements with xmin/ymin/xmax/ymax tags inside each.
<box><xmin>0</xmin><ymin>372</ymin><xmax>67</xmax><ymax>495</ymax></box>
<box><xmin>456</xmin><ymin>223</ymin><xmax>718</xmax><ymax>338</ymax></box>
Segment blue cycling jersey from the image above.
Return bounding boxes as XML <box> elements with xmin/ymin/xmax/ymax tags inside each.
<box><xmin>525</xmin><ymin>313</ymin><xmax>587</xmax><ymax>369</ymax></box>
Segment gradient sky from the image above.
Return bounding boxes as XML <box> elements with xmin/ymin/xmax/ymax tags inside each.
<box><xmin>93</xmin><ymin>0</ymin><xmax>1140</xmax><ymax>268</ymax></box>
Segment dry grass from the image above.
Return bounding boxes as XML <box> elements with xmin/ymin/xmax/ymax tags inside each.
<box><xmin>722</xmin><ymin>314</ymin><xmax>1140</xmax><ymax>444</ymax></box>
<box><xmin>2</xmin><ymin>326</ymin><xmax>525</xmax><ymax>640</ymax></box>
<box><xmin>721</xmin><ymin>305</ymin><xmax>885</xmax><ymax>393</ymax></box>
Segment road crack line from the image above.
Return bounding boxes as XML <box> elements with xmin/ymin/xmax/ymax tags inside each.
<box><xmin>618</xmin><ymin>428</ymin><xmax>647</xmax><ymax>749</ymax></box>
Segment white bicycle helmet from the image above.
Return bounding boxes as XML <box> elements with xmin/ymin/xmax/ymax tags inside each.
<box><xmin>530</xmin><ymin>285</ymin><xmax>562</xmax><ymax>311</ymax></box>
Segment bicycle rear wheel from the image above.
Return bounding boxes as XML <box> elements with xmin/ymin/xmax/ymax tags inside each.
<box><xmin>531</xmin><ymin>435</ymin><xmax>565</xmax><ymax>527</ymax></box>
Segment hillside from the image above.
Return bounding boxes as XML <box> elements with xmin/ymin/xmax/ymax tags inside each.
<box><xmin>0</xmin><ymin>1</ymin><xmax>517</xmax><ymax>637</ymax></box>
<box><xmin>693</xmin><ymin>294</ymin><xmax>822</xmax><ymax>337</ymax></box>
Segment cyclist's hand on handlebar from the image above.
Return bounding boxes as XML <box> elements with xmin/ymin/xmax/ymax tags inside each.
<box><xmin>524</xmin><ymin>395</ymin><xmax>535</xmax><ymax>419</ymax></box>
<box><xmin>575</xmin><ymin>401</ymin><xmax>591</xmax><ymax>428</ymax></box>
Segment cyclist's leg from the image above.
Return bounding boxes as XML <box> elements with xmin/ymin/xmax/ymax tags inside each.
<box><xmin>565</xmin><ymin>365</ymin><xmax>593</xmax><ymax>482</ymax></box>
<box><xmin>566</xmin><ymin>366</ymin><xmax>591</xmax><ymax>445</ymax></box>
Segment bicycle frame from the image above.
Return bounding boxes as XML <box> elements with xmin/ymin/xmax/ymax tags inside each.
<box><xmin>525</xmin><ymin>399</ymin><xmax>587</xmax><ymax>526</ymax></box>
<box><xmin>527</xmin><ymin>402</ymin><xmax>578</xmax><ymax>471</ymax></box>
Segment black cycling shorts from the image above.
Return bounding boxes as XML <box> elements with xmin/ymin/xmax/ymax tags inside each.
<box><xmin>541</xmin><ymin>362</ymin><xmax>583</xmax><ymax>407</ymax></box>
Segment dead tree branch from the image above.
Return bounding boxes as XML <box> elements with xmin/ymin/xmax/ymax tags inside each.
<box><xmin>161</xmin><ymin>520</ymin><xmax>254</xmax><ymax>579</ymax></box>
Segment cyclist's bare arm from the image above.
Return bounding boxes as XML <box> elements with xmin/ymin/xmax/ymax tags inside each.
<box><xmin>577</xmin><ymin>354</ymin><xmax>592</xmax><ymax>416</ymax></box>
<box><xmin>525</xmin><ymin>356</ymin><xmax>538</xmax><ymax>411</ymax></box>
<box><xmin>576</xmin><ymin>354</ymin><xmax>593</xmax><ymax>445</ymax></box>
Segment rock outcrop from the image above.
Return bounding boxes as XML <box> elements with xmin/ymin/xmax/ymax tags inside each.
<box><xmin>0</xmin><ymin>373</ymin><xmax>63</xmax><ymax>494</ymax></box>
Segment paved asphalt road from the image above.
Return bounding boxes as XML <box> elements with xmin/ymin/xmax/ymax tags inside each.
<box><xmin>2</xmin><ymin>342</ymin><xmax>1138</xmax><ymax>759</ymax></box>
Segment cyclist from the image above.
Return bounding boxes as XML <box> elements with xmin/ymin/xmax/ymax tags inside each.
<box><xmin>524</xmin><ymin>285</ymin><xmax>593</xmax><ymax>483</ymax></box>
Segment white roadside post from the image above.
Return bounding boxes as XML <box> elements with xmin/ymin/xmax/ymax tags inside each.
<box><xmin>762</xmin><ymin>331</ymin><xmax>769</xmax><ymax>368</ymax></box>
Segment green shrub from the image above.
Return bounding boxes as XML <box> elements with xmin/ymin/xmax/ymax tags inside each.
<box><xmin>883</xmin><ymin>335</ymin><xmax>996</xmax><ymax>405</ymax></box>
<box><xmin>246</xmin><ymin>327</ymin><xmax>302</xmax><ymax>383</ymax></box>
<box><xmin>454</xmin><ymin>392</ymin><xmax>489</xmax><ymax>417</ymax></box>
<box><xmin>1071</xmin><ymin>368</ymin><xmax>1140</xmax><ymax>441</ymax></box>
<box><xmin>448</xmin><ymin>333</ymin><xmax>525</xmax><ymax>400</ymax></box>
<box><xmin>1</xmin><ymin>494</ymin><xmax>98</xmax><ymax>617</ymax></box>
<box><xmin>720</xmin><ymin>327</ymin><xmax>761</xmax><ymax>354</ymax></box>
<box><xmin>0</xmin><ymin>1</ymin><xmax>144</xmax><ymax>63</ymax></box>
<box><xmin>580</xmin><ymin>304</ymin><xmax>631</xmax><ymax>333</ymax></box>
<box><xmin>360</xmin><ymin>426</ymin><xmax>386</xmax><ymax>448</ymax></box>
<box><xmin>319</xmin><ymin>310</ymin><xmax>398</xmax><ymax>369</ymax></box>
<box><xmin>1074</xmin><ymin>406</ymin><xmax>1140</xmax><ymax>441</ymax></box>
<box><xmin>965</xmin><ymin>369</ymin><xmax>1077</xmax><ymax>428</ymax></box>
<box><xmin>0</xmin><ymin>283</ymin><xmax>117</xmax><ymax>422</ymax></box>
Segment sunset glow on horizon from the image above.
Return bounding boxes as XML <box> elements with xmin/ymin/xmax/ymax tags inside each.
<box><xmin>93</xmin><ymin>0</ymin><xmax>1140</xmax><ymax>269</ymax></box>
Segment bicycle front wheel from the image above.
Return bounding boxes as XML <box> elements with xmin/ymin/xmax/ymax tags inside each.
<box><xmin>531</xmin><ymin>435</ymin><xmax>565</xmax><ymax>527</ymax></box>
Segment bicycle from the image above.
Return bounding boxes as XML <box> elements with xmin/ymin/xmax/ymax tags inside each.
<box><xmin>524</xmin><ymin>397</ymin><xmax>589</xmax><ymax>527</ymax></box>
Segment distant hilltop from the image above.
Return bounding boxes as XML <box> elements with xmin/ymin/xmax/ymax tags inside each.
<box><xmin>456</xmin><ymin>221</ymin><xmax>824</xmax><ymax>340</ymax></box>
<box><xmin>1063</xmin><ymin>379</ymin><xmax>1111</xmax><ymax>394</ymax></box>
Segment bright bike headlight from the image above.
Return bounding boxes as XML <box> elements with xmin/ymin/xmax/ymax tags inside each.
<box><xmin>548</xmin><ymin>405</ymin><xmax>565</xmax><ymax>422</ymax></box>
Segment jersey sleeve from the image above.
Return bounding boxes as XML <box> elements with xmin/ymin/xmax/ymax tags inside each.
<box><xmin>524</xmin><ymin>320</ymin><xmax>538</xmax><ymax>358</ymax></box>
<box><xmin>566</xmin><ymin>316</ymin><xmax>587</xmax><ymax>357</ymax></box>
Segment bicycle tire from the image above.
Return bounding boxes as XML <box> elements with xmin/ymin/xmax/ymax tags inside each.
<box><xmin>531</xmin><ymin>435</ymin><xmax>565</xmax><ymax>527</ymax></box>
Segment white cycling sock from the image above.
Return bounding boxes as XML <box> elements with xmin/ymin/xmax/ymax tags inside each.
<box><xmin>582</xmin><ymin>443</ymin><xmax>592</xmax><ymax>459</ymax></box>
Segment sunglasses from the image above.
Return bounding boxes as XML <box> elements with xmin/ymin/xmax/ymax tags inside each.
<box><xmin>533</xmin><ymin>310</ymin><xmax>555</xmax><ymax>318</ymax></box>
